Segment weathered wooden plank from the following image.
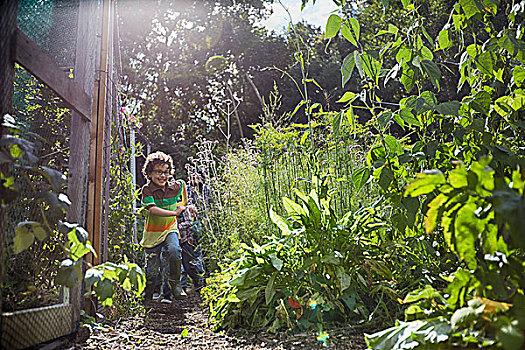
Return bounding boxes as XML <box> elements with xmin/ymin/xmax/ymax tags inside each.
<box><xmin>14</xmin><ymin>28</ymin><xmax>91</xmax><ymax>121</ymax></box>
<box><xmin>67</xmin><ymin>0</ymin><xmax>102</xmax><ymax>325</ymax></box>
<box><xmin>87</xmin><ymin>0</ymin><xmax>112</xmax><ymax>267</ymax></box>
<box><xmin>101</xmin><ymin>5</ymin><xmax>117</xmax><ymax>263</ymax></box>
<box><xmin>1</xmin><ymin>303</ymin><xmax>74</xmax><ymax>349</ymax></box>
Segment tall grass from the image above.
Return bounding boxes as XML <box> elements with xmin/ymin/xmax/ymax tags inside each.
<box><xmin>187</xmin><ymin>113</ymin><xmax>373</xmax><ymax>266</ymax></box>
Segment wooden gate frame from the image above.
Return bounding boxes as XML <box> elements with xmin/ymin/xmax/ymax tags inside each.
<box><xmin>0</xmin><ymin>0</ymin><xmax>112</xmax><ymax>347</ymax></box>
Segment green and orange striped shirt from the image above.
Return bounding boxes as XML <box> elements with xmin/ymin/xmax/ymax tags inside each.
<box><xmin>140</xmin><ymin>179</ymin><xmax>186</xmax><ymax>248</ymax></box>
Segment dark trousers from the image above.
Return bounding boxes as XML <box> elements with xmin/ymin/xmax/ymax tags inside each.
<box><xmin>181</xmin><ymin>241</ymin><xmax>205</xmax><ymax>288</ymax></box>
<box><xmin>144</xmin><ymin>232</ymin><xmax>182</xmax><ymax>300</ymax></box>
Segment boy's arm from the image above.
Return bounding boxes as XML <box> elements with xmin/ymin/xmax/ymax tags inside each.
<box><xmin>181</xmin><ymin>179</ymin><xmax>188</xmax><ymax>206</ymax></box>
<box><xmin>175</xmin><ymin>180</ymin><xmax>188</xmax><ymax>206</ymax></box>
<box><xmin>148</xmin><ymin>205</ymin><xmax>185</xmax><ymax>217</ymax></box>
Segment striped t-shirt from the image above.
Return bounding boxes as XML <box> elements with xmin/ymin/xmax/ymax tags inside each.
<box><xmin>140</xmin><ymin>178</ymin><xmax>186</xmax><ymax>248</ymax></box>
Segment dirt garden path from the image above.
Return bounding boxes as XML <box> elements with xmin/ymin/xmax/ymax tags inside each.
<box><xmin>64</xmin><ymin>291</ymin><xmax>369</xmax><ymax>350</ymax></box>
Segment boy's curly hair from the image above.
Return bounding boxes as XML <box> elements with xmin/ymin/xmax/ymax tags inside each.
<box><xmin>142</xmin><ymin>151</ymin><xmax>174</xmax><ymax>178</ymax></box>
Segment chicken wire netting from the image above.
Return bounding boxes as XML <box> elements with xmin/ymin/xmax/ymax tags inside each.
<box><xmin>2</xmin><ymin>1</ymin><xmax>81</xmax><ymax>348</ymax></box>
<box><xmin>17</xmin><ymin>0</ymin><xmax>79</xmax><ymax>68</ymax></box>
<box><xmin>3</xmin><ymin>65</ymin><xmax>72</xmax><ymax>312</ymax></box>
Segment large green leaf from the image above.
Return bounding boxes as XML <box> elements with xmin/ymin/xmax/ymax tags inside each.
<box><xmin>438</xmin><ymin>29</ymin><xmax>452</xmax><ymax>50</ymax></box>
<box><xmin>454</xmin><ymin>202</ymin><xmax>484</xmax><ymax>269</ymax></box>
<box><xmin>67</xmin><ymin>228</ymin><xmax>96</xmax><ymax>261</ymax></box>
<box><xmin>265</xmin><ymin>273</ymin><xmax>277</xmax><ymax>305</ymax></box>
<box><xmin>94</xmin><ymin>278</ymin><xmax>114</xmax><ymax>303</ymax></box>
<box><xmin>13</xmin><ymin>221</ymin><xmax>47</xmax><ymax>254</ymax></box>
<box><xmin>336</xmin><ymin>267</ymin><xmax>351</xmax><ymax>291</ymax></box>
<box><xmin>398</xmin><ymin>108</ymin><xmax>421</xmax><ymax>127</ymax></box>
<box><xmin>307</xmin><ymin>191</ymin><xmax>321</xmax><ymax>228</ymax></box>
<box><xmin>404</xmin><ymin>285</ymin><xmax>444</xmax><ymax>303</ymax></box>
<box><xmin>494</xmin><ymin>96</ymin><xmax>513</xmax><ymax>117</ymax></box>
<box><xmin>400</xmin><ymin>64</ymin><xmax>416</xmax><ymax>92</ymax></box>
<box><xmin>469</xmin><ymin>90</ymin><xmax>491</xmax><ymax>115</ymax></box>
<box><xmin>459</xmin><ymin>0</ymin><xmax>482</xmax><ymax>19</ymax></box>
<box><xmin>336</xmin><ymin>91</ymin><xmax>357</xmax><ymax>104</ymax></box>
<box><xmin>377</xmin><ymin>111</ymin><xmax>392</xmax><ymax>130</ymax></box>
<box><xmin>13</xmin><ymin>222</ymin><xmax>37</xmax><ymax>254</ymax></box>
<box><xmin>513</xmin><ymin>66</ymin><xmax>525</xmax><ymax>87</ymax></box>
<box><xmin>361</xmin><ymin>51</ymin><xmax>382</xmax><ymax>84</ymax></box>
<box><xmin>405</xmin><ymin>170</ymin><xmax>446</xmax><ymax>197</ymax></box>
<box><xmin>420</xmin><ymin>60</ymin><xmax>441</xmax><ymax>90</ymax></box>
<box><xmin>341</xmin><ymin>53</ymin><xmax>356</xmax><ymax>87</ymax></box>
<box><xmin>426</xmin><ymin>192</ymin><xmax>450</xmax><ymax>234</ymax></box>
<box><xmin>449</xmin><ymin>166</ymin><xmax>468</xmax><ymax>188</ymax></box>
<box><xmin>377</xmin><ymin>166</ymin><xmax>394</xmax><ymax>191</ymax></box>
<box><xmin>384</xmin><ymin>135</ymin><xmax>403</xmax><ymax>156</ymax></box>
<box><xmin>56</xmin><ymin>259</ymin><xmax>81</xmax><ymax>288</ymax></box>
<box><xmin>352</xmin><ymin>167</ymin><xmax>370</xmax><ymax>192</ymax></box>
<box><xmin>341</xmin><ymin>18</ymin><xmax>360</xmax><ymax>47</ymax></box>
<box><xmin>128</xmin><ymin>265</ymin><xmax>146</xmax><ymax>294</ymax></box>
<box><xmin>436</xmin><ymin>101</ymin><xmax>461</xmax><ymax>116</ymax></box>
<box><xmin>283</xmin><ymin>196</ymin><xmax>306</xmax><ymax>220</ymax></box>
<box><xmin>475</xmin><ymin>52</ymin><xmax>494</xmax><ymax>76</ymax></box>
<box><xmin>270</xmin><ymin>208</ymin><xmax>291</xmax><ymax>235</ymax></box>
<box><xmin>324</xmin><ymin>14</ymin><xmax>342</xmax><ymax>39</ymax></box>
<box><xmin>365</xmin><ymin>317</ymin><xmax>451</xmax><ymax>349</ymax></box>
<box><xmin>446</xmin><ymin>268</ymin><xmax>479</xmax><ymax>307</ymax></box>
<box><xmin>377</xmin><ymin>23</ymin><xmax>398</xmax><ymax>36</ymax></box>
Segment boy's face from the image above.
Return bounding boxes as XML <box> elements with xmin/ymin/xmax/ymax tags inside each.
<box><xmin>150</xmin><ymin>163</ymin><xmax>170</xmax><ymax>187</ymax></box>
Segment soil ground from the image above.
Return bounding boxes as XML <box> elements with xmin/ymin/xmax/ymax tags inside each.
<box><xmin>64</xmin><ymin>291</ymin><xmax>369</xmax><ymax>350</ymax></box>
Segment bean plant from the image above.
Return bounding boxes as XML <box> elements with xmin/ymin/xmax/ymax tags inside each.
<box><xmin>200</xmin><ymin>0</ymin><xmax>525</xmax><ymax>348</ymax></box>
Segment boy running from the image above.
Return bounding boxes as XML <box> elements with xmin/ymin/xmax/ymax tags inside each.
<box><xmin>140</xmin><ymin>151</ymin><xmax>188</xmax><ymax>305</ymax></box>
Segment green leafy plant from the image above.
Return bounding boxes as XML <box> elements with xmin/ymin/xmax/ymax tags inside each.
<box><xmin>1</xmin><ymin>113</ymin><xmax>145</xmax><ymax>311</ymax></box>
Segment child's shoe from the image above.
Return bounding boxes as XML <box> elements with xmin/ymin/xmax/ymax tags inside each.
<box><xmin>160</xmin><ymin>297</ymin><xmax>172</xmax><ymax>304</ymax></box>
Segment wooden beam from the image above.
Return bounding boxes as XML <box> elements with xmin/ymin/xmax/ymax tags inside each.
<box><xmin>67</xmin><ymin>0</ymin><xmax>101</xmax><ymax>328</ymax></box>
<box><xmin>13</xmin><ymin>28</ymin><xmax>91</xmax><ymax>121</ymax></box>
<box><xmin>87</xmin><ymin>0</ymin><xmax>112</xmax><ymax>267</ymax></box>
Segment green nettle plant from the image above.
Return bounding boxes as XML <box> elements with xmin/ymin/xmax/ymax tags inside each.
<box><xmin>1</xmin><ymin>114</ymin><xmax>145</xmax><ymax>309</ymax></box>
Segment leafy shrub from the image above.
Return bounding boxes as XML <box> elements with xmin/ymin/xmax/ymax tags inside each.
<box><xmin>203</xmin><ymin>172</ymin><xmax>445</xmax><ymax>332</ymax></box>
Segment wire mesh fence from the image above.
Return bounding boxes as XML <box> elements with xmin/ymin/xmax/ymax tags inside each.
<box><xmin>1</xmin><ymin>1</ymin><xmax>83</xmax><ymax>348</ymax></box>
<box><xmin>1</xmin><ymin>66</ymin><xmax>75</xmax><ymax>350</ymax></box>
<box><xmin>17</xmin><ymin>0</ymin><xmax>79</xmax><ymax>69</ymax></box>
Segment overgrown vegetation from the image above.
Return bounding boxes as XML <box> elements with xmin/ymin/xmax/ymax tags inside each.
<box><xmin>4</xmin><ymin>0</ymin><xmax>525</xmax><ymax>349</ymax></box>
<box><xmin>194</xmin><ymin>0</ymin><xmax>525</xmax><ymax>348</ymax></box>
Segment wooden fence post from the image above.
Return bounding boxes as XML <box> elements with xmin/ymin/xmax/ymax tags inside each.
<box><xmin>67</xmin><ymin>0</ymin><xmax>101</xmax><ymax>326</ymax></box>
<box><xmin>86</xmin><ymin>0</ymin><xmax>112</xmax><ymax>271</ymax></box>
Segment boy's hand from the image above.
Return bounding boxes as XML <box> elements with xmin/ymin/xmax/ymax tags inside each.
<box><xmin>175</xmin><ymin>205</ymin><xmax>186</xmax><ymax>216</ymax></box>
